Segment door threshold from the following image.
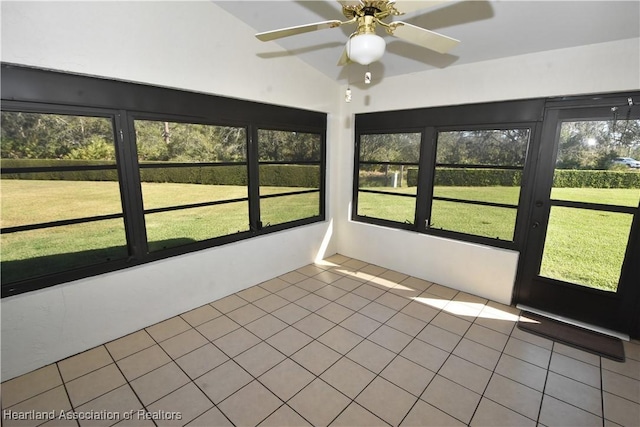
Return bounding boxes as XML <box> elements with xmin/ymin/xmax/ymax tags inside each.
<box><xmin>516</xmin><ymin>304</ymin><xmax>630</xmax><ymax>341</ymax></box>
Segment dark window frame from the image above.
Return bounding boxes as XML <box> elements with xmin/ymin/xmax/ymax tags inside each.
<box><xmin>128</xmin><ymin>113</ymin><xmax>252</xmax><ymax>253</ymax></box>
<box><xmin>1</xmin><ymin>64</ymin><xmax>326</xmax><ymax>297</ymax></box>
<box><xmin>254</xmin><ymin>125</ymin><xmax>326</xmax><ymax>231</ymax></box>
<box><xmin>353</xmin><ymin>128</ymin><xmax>426</xmax><ymax>231</ymax></box>
<box><xmin>353</xmin><ymin>99</ymin><xmax>545</xmax><ymax>251</ymax></box>
<box><xmin>427</xmin><ymin>123</ymin><xmax>536</xmax><ymax>244</ymax></box>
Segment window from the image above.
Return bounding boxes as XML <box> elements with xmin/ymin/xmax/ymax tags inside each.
<box><xmin>429</xmin><ymin>128</ymin><xmax>530</xmax><ymax>241</ymax></box>
<box><xmin>257</xmin><ymin>129</ymin><xmax>323</xmax><ymax>227</ymax></box>
<box><xmin>1</xmin><ymin>110</ymin><xmax>128</xmax><ymax>285</ymax></box>
<box><xmin>354</xmin><ymin>132</ymin><xmax>421</xmax><ymax>225</ymax></box>
<box><xmin>1</xmin><ymin>65</ymin><xmax>326</xmax><ymax>296</ymax></box>
<box><xmin>353</xmin><ymin>99</ymin><xmax>543</xmax><ymax>249</ymax></box>
<box><xmin>134</xmin><ymin>119</ymin><xmax>249</xmax><ymax>251</ymax></box>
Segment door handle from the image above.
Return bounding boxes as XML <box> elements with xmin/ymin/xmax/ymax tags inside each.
<box><xmin>532</xmin><ymin>221</ymin><xmax>540</xmax><ymax>229</ymax></box>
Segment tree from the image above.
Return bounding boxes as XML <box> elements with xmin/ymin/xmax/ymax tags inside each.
<box><xmin>258</xmin><ymin>130</ymin><xmax>320</xmax><ymax>162</ymax></box>
<box><xmin>134</xmin><ymin>121</ymin><xmax>246</xmax><ymax>162</ymax></box>
<box><xmin>436</xmin><ymin>129</ymin><xmax>529</xmax><ymax>166</ymax></box>
<box><xmin>360</xmin><ymin>133</ymin><xmax>420</xmax><ymax>163</ymax></box>
<box><xmin>556</xmin><ymin>119</ymin><xmax>640</xmax><ymax>170</ymax></box>
<box><xmin>1</xmin><ymin>112</ymin><xmax>114</xmax><ymax>160</ymax></box>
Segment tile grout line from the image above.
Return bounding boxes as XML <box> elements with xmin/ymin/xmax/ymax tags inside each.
<box><xmin>185</xmin><ymin>274</ymin><xmax>353</xmax><ymax>426</ymax></box>
<box><xmin>306</xmin><ymin>261</ymin><xmax>420</xmax><ymax>427</ymax></box>
<box><xmin>417</xmin><ymin>290</ymin><xmax>487</xmax><ymax>425</ymax></box>
<box><xmin>105</xmin><ymin>361</ymin><xmax>158</xmax><ymax>427</ymax></box>
<box><xmin>599</xmin><ymin>354</ymin><xmax>606</xmax><ymax>427</ymax></box>
<box><xmin>536</xmin><ymin>341</ymin><xmax>555</xmax><ymax>427</ymax></box>
<box><xmin>176</xmin><ymin>302</ymin><xmax>301</xmax><ymax>425</ymax></box>
<box><xmin>303</xmin><ymin>267</ymin><xmax>540</xmax><ymax>426</ymax></box>
<box><xmin>465</xmin><ymin>306</ymin><xmax>522</xmax><ymax>425</ymax></box>
<box><xmin>53</xmin><ymin>363</ymin><xmax>81</xmax><ymax>427</ymax></box>
<box><xmin>136</xmin><ymin>321</ymin><xmax>228</xmax><ymax>427</ymax></box>
<box><xmin>266</xmin><ymin>261</ymin><xmax>429</xmax><ymax>426</ymax></box>
<box><xmin>62</xmin><ymin>360</ymin><xmax>155</xmax><ymax>425</ymax></box>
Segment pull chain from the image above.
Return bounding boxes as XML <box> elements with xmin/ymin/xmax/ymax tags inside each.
<box><xmin>345</xmin><ymin>36</ymin><xmax>352</xmax><ymax>102</ymax></box>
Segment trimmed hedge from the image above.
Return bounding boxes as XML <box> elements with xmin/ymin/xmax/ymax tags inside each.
<box><xmin>1</xmin><ymin>159</ymin><xmax>320</xmax><ymax>188</ymax></box>
<box><xmin>260</xmin><ymin>164</ymin><xmax>320</xmax><ymax>188</ymax></box>
<box><xmin>408</xmin><ymin>168</ymin><xmax>521</xmax><ymax>187</ymax></box>
<box><xmin>359</xmin><ymin>171</ymin><xmax>403</xmax><ymax>187</ymax></box>
<box><xmin>139</xmin><ymin>165</ymin><xmax>248</xmax><ymax>185</ymax></box>
<box><xmin>406</xmin><ymin>167</ymin><xmax>640</xmax><ymax>188</ymax></box>
<box><xmin>435</xmin><ymin>169</ymin><xmax>522</xmax><ymax>187</ymax></box>
<box><xmin>1</xmin><ymin>159</ymin><xmax>120</xmax><ymax>181</ymax></box>
<box><xmin>552</xmin><ymin>169</ymin><xmax>640</xmax><ymax>189</ymax></box>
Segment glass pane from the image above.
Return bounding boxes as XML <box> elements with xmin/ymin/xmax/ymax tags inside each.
<box><xmin>540</xmin><ymin>207</ymin><xmax>632</xmax><ymax>292</ymax></box>
<box><xmin>436</xmin><ymin>129</ymin><xmax>530</xmax><ymax>166</ymax></box>
<box><xmin>360</xmin><ymin>133</ymin><xmax>421</xmax><ymax>163</ymax></box>
<box><xmin>551</xmin><ymin>120</ymin><xmax>640</xmax><ymax>207</ymax></box>
<box><xmin>359</xmin><ymin>164</ymin><xmax>417</xmax><ymax>195</ymax></box>
<box><xmin>259</xmin><ymin>164</ymin><xmax>320</xmax><ymax>196</ymax></box>
<box><xmin>135</xmin><ymin>120</ymin><xmax>246</xmax><ymax>162</ymax></box>
<box><xmin>1</xmin><ymin>219</ymin><xmax>128</xmax><ymax>283</ymax></box>
<box><xmin>1</xmin><ymin>112</ymin><xmax>127</xmax><ymax>284</ymax></box>
<box><xmin>357</xmin><ymin>192</ymin><xmax>416</xmax><ymax>224</ymax></box>
<box><xmin>1</xmin><ymin>112</ymin><xmax>116</xmax><ymax>162</ymax></box>
<box><xmin>433</xmin><ymin>168</ymin><xmax>522</xmax><ymax>205</ymax></box>
<box><xmin>260</xmin><ymin>192</ymin><xmax>320</xmax><ymax>226</ymax></box>
<box><xmin>430</xmin><ymin>200</ymin><xmax>517</xmax><ymax>240</ymax></box>
<box><xmin>139</xmin><ymin>166</ymin><xmax>248</xmax><ymax>210</ymax></box>
<box><xmin>1</xmin><ymin>174</ymin><xmax>123</xmax><ymax>227</ymax></box>
<box><xmin>145</xmin><ymin>202</ymin><xmax>249</xmax><ymax>252</ymax></box>
<box><xmin>258</xmin><ymin>129</ymin><xmax>321</xmax><ymax>162</ymax></box>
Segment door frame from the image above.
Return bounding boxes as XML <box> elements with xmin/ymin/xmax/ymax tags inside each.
<box><xmin>513</xmin><ymin>93</ymin><xmax>640</xmax><ymax>337</ymax></box>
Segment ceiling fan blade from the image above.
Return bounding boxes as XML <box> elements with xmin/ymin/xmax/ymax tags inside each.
<box><xmin>337</xmin><ymin>46</ymin><xmax>350</xmax><ymax>66</ymax></box>
<box><xmin>390</xmin><ymin>0</ymin><xmax>452</xmax><ymax>15</ymax></box>
<box><xmin>391</xmin><ymin>21</ymin><xmax>459</xmax><ymax>54</ymax></box>
<box><xmin>338</xmin><ymin>0</ymin><xmax>362</xmax><ymax>7</ymax></box>
<box><xmin>256</xmin><ymin>20</ymin><xmax>343</xmax><ymax>42</ymax></box>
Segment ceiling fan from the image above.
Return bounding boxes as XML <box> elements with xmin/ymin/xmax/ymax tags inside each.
<box><xmin>255</xmin><ymin>0</ymin><xmax>460</xmax><ymax>66</ymax></box>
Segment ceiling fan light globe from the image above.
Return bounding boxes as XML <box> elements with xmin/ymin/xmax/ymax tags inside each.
<box><xmin>347</xmin><ymin>33</ymin><xmax>386</xmax><ymax>65</ymax></box>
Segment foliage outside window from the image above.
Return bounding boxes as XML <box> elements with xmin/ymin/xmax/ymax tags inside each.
<box><xmin>1</xmin><ymin>111</ymin><xmax>128</xmax><ymax>285</ymax></box>
<box><xmin>134</xmin><ymin>120</ymin><xmax>249</xmax><ymax>252</ymax></box>
<box><xmin>429</xmin><ymin>129</ymin><xmax>530</xmax><ymax>241</ymax></box>
<box><xmin>257</xmin><ymin>129</ymin><xmax>323</xmax><ymax>227</ymax></box>
<box><xmin>555</xmin><ymin>120</ymin><xmax>640</xmax><ymax>171</ymax></box>
<box><xmin>355</xmin><ymin>133</ymin><xmax>421</xmax><ymax>225</ymax></box>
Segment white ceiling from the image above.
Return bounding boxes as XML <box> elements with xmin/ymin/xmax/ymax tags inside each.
<box><xmin>215</xmin><ymin>0</ymin><xmax>640</xmax><ymax>83</ymax></box>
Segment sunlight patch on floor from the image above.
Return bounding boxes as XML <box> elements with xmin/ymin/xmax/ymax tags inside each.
<box><xmin>412</xmin><ymin>296</ymin><xmax>530</xmax><ymax>323</ymax></box>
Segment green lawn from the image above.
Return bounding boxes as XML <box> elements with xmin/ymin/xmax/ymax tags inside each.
<box><xmin>539</xmin><ymin>207</ymin><xmax>633</xmax><ymax>291</ymax></box>
<box><xmin>2</xmin><ymin>180</ymin><xmax>638</xmax><ymax>292</ymax></box>
<box><xmin>1</xmin><ymin>180</ymin><xmax>318</xmax><ymax>283</ymax></box>
<box><xmin>357</xmin><ymin>186</ymin><xmax>522</xmax><ymax>239</ymax></box>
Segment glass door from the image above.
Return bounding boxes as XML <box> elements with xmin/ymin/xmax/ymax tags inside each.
<box><xmin>517</xmin><ymin>101</ymin><xmax>640</xmax><ymax>334</ymax></box>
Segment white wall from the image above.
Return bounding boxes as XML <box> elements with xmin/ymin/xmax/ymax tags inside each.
<box><xmin>346</xmin><ymin>38</ymin><xmax>640</xmax><ymax>112</ymax></box>
<box><xmin>0</xmin><ymin>0</ymin><xmax>339</xmax><ymax>111</ymax></box>
<box><xmin>334</xmin><ymin>38</ymin><xmax>640</xmax><ymax>306</ymax></box>
<box><xmin>0</xmin><ymin>1</ymin><xmax>341</xmax><ymax>381</ymax></box>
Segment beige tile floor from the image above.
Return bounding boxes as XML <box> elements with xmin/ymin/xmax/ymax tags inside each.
<box><xmin>2</xmin><ymin>254</ymin><xmax>640</xmax><ymax>427</ymax></box>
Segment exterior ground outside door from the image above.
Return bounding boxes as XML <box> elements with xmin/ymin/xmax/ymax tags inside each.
<box><xmin>515</xmin><ymin>95</ymin><xmax>640</xmax><ymax>338</ymax></box>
